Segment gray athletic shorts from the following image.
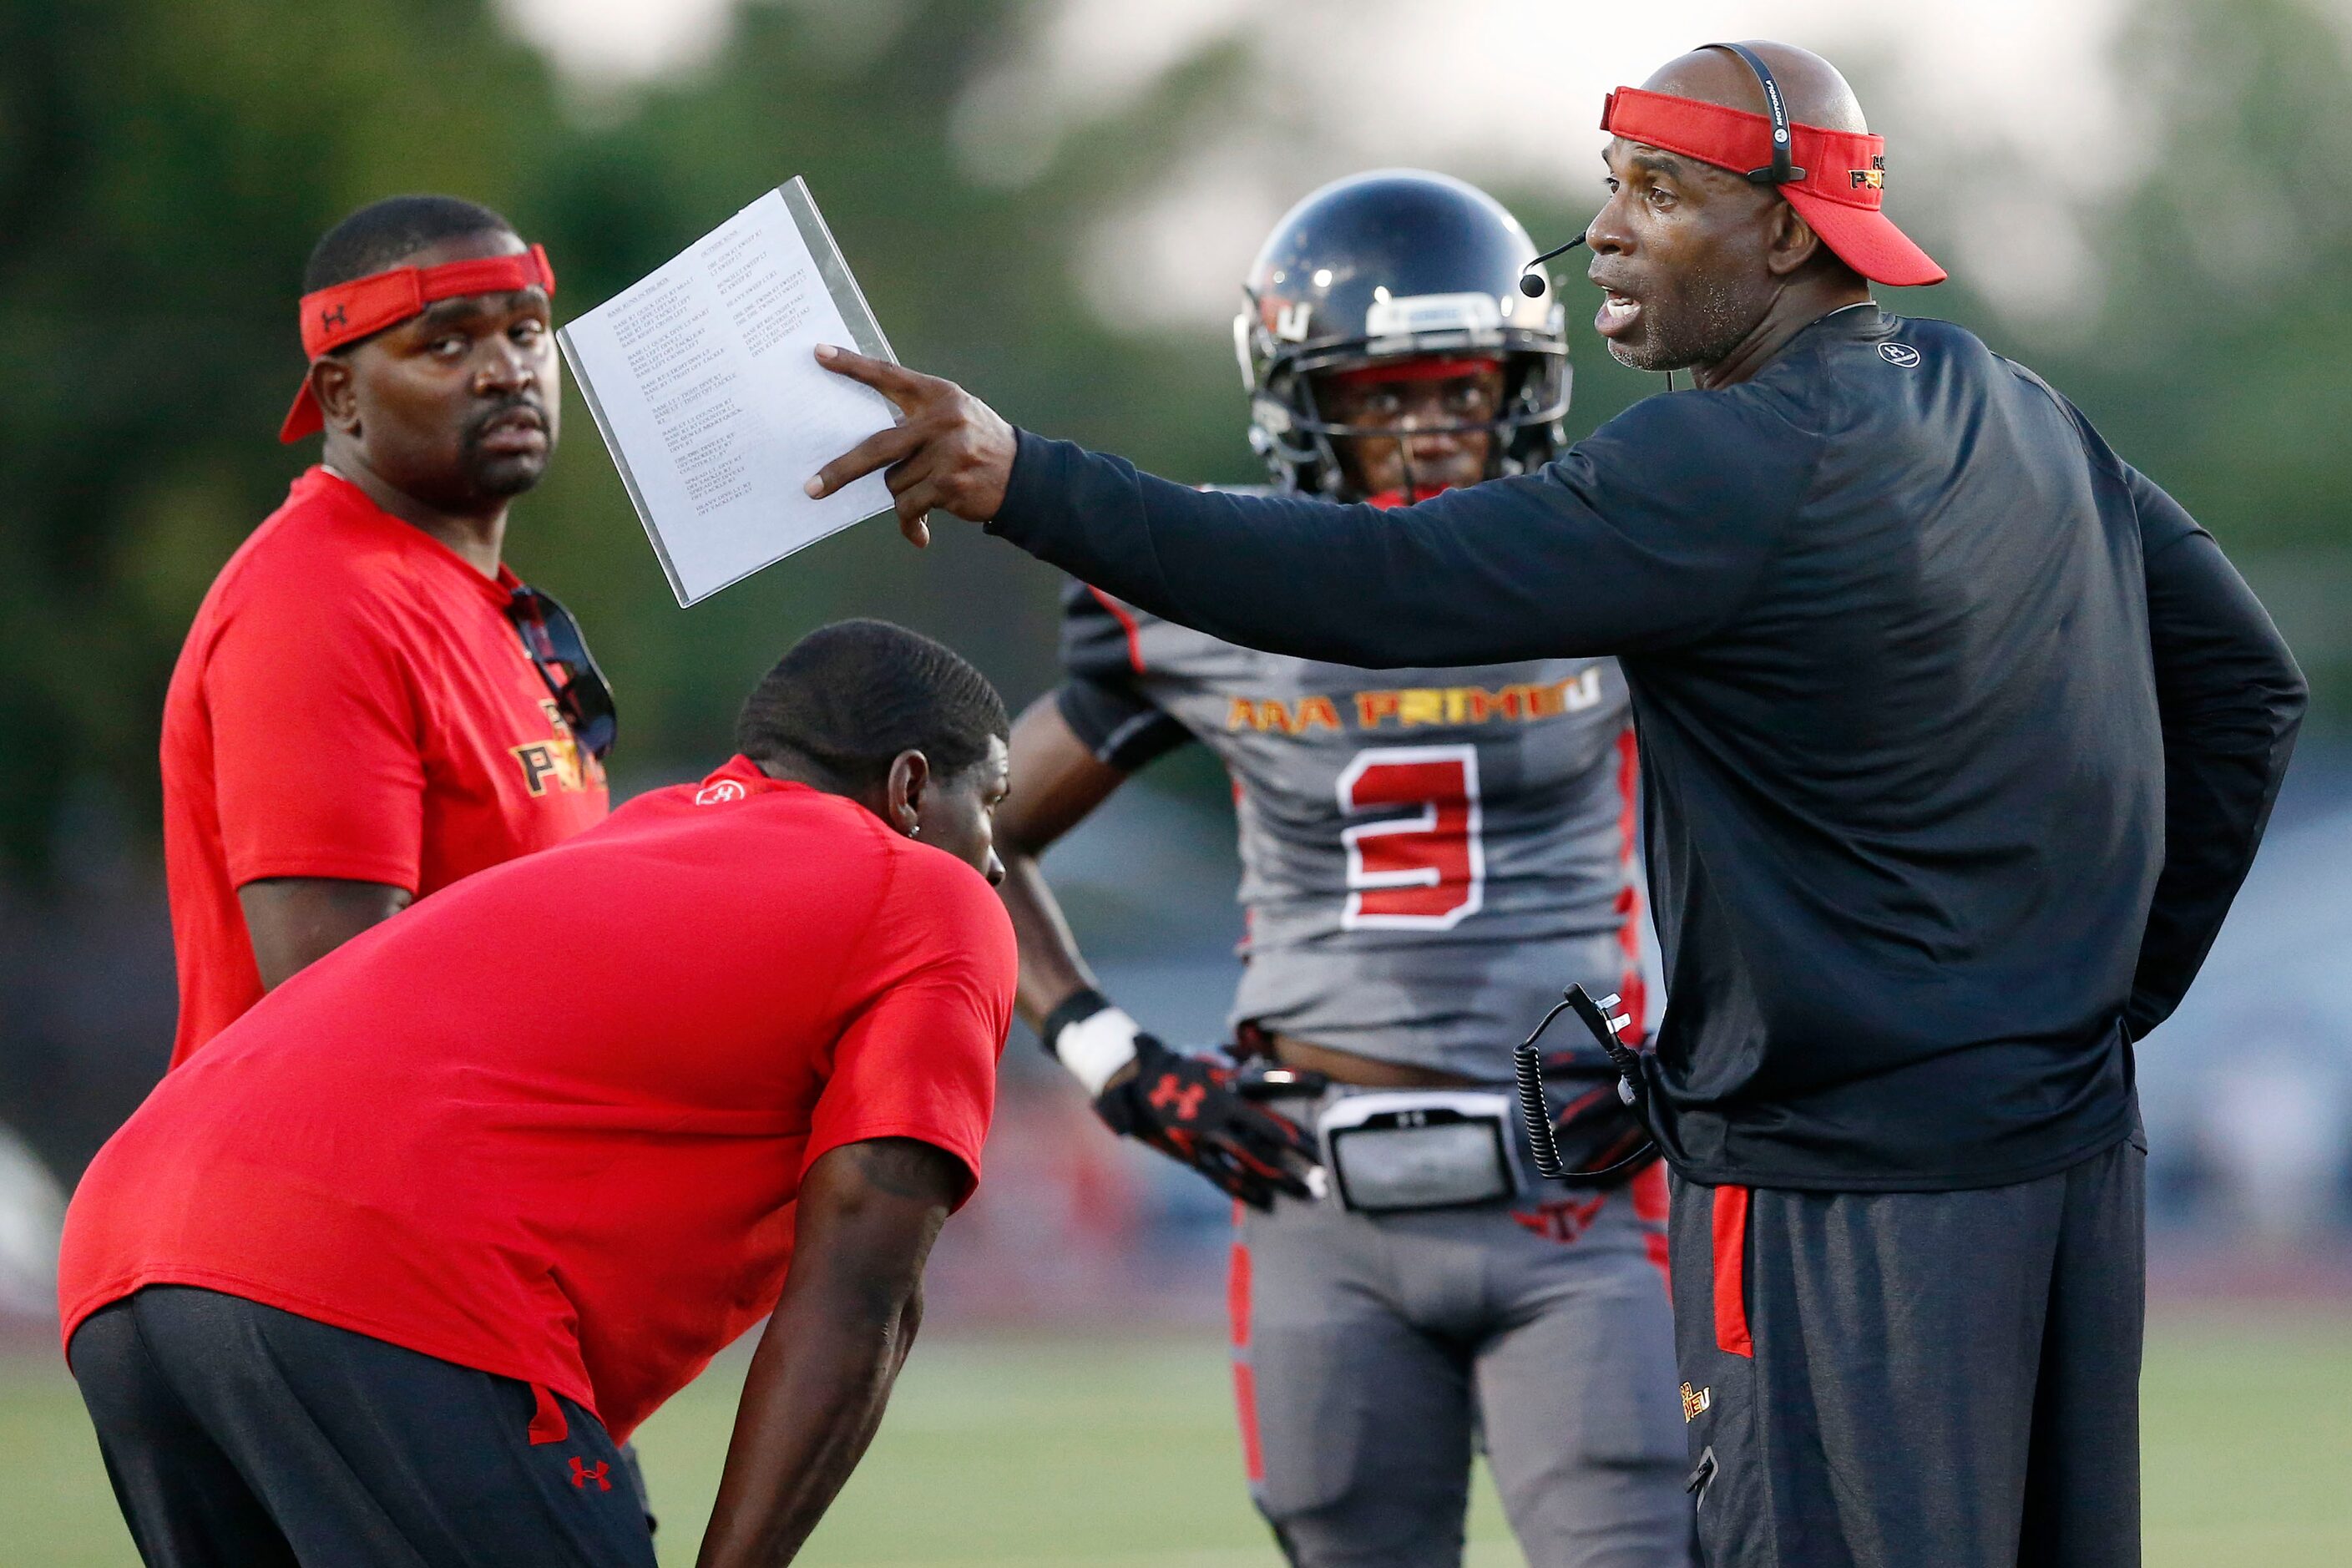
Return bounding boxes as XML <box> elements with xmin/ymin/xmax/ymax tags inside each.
<box><xmin>1232</xmin><ymin>1085</ymin><xmax>1693</xmax><ymax>1568</ymax></box>
<box><xmin>1670</xmin><ymin>1131</ymin><xmax>2146</xmax><ymax>1568</ymax></box>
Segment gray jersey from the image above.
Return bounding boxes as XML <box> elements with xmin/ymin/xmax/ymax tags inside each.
<box><xmin>1056</xmin><ymin>579</ymin><xmax>1641</xmax><ymax>1080</ymax></box>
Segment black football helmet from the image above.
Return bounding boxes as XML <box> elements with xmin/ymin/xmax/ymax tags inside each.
<box><xmin>1236</xmin><ymin>169</ymin><xmax>1570</xmax><ymax>500</ymax></box>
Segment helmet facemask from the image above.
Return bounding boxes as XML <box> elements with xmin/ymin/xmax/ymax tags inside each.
<box><xmin>1233</xmin><ymin>171</ymin><xmax>1573</xmax><ymax>503</ymax></box>
<box><xmin>1311</xmin><ymin>357</ymin><xmax>1571</xmax><ymax>505</ymax></box>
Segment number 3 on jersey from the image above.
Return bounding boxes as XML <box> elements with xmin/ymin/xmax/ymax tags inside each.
<box><xmin>1337</xmin><ymin>745</ymin><xmax>1484</xmax><ymax>929</ymax></box>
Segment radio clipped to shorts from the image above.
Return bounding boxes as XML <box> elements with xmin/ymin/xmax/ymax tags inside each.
<box><xmin>1316</xmin><ymin>1091</ymin><xmax>1524</xmax><ymax>1213</ymax></box>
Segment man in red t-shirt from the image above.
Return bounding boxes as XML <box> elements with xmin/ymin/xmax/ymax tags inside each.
<box><xmin>61</xmin><ymin>620</ymin><xmax>1015</xmax><ymax>1568</ymax></box>
<box><xmin>162</xmin><ymin>194</ymin><xmax>611</xmax><ymax>1065</ymax></box>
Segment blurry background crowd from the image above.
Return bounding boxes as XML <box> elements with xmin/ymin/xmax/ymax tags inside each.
<box><xmin>4</xmin><ymin>0</ymin><xmax>2352</xmax><ymax>1332</ymax></box>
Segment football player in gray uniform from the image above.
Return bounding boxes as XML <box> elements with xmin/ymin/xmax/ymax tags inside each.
<box><xmin>994</xmin><ymin>172</ymin><xmax>1691</xmax><ymax>1568</ymax></box>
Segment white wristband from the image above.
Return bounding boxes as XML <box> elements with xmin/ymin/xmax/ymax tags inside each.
<box><xmin>1055</xmin><ymin>1005</ymin><xmax>1142</xmax><ymax>1096</ymax></box>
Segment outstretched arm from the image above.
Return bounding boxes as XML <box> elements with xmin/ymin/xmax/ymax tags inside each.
<box><xmin>2122</xmin><ymin>473</ymin><xmax>2306</xmax><ymax>1038</ymax></box>
<box><xmin>994</xmin><ymin>694</ymin><xmax>1125</xmax><ymax>1035</ymax></box>
<box><xmin>806</xmin><ymin>347</ymin><xmax>1806</xmax><ymax>668</ymax></box>
<box><xmin>695</xmin><ymin>1137</ymin><xmax>963</xmax><ymax>1568</ymax></box>
<box><xmin>995</xmin><ymin>694</ymin><xmax>1315</xmax><ymax>1207</ymax></box>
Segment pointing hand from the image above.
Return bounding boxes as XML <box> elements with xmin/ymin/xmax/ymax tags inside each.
<box><xmin>804</xmin><ymin>346</ymin><xmax>1018</xmax><ymax>549</ymax></box>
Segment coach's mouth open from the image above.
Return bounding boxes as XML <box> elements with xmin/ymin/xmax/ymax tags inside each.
<box><xmin>1596</xmin><ymin>290</ymin><xmax>1644</xmax><ymax>341</ymax></box>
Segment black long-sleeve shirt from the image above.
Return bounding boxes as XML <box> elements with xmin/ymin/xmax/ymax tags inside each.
<box><xmin>988</xmin><ymin>305</ymin><xmax>2307</xmax><ymax>1191</ymax></box>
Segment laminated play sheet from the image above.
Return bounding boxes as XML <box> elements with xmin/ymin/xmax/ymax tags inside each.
<box><xmin>559</xmin><ymin>179</ymin><xmax>898</xmax><ymax>604</ymax></box>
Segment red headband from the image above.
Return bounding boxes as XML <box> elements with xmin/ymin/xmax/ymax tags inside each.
<box><xmin>1600</xmin><ymin>87</ymin><xmax>1944</xmax><ymax>287</ymax></box>
<box><xmin>279</xmin><ymin>244</ymin><xmax>558</xmax><ymax>443</ymax></box>
<box><xmin>1328</xmin><ymin>355</ymin><xmax>1503</xmax><ymax>387</ymax></box>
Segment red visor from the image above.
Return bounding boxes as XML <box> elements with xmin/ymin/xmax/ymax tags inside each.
<box><xmin>1601</xmin><ymin>87</ymin><xmax>1944</xmax><ymax>287</ymax></box>
<box><xmin>280</xmin><ymin>244</ymin><xmax>558</xmax><ymax>443</ymax></box>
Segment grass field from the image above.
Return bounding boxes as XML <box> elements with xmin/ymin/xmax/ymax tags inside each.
<box><xmin>6</xmin><ymin>1309</ymin><xmax>2349</xmax><ymax>1565</ymax></box>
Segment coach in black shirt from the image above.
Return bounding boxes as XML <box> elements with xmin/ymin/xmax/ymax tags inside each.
<box><xmin>810</xmin><ymin>41</ymin><xmax>2304</xmax><ymax>1568</ymax></box>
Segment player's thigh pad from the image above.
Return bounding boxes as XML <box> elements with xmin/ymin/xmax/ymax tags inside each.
<box><xmin>1474</xmin><ymin>1186</ymin><xmax>1690</xmax><ymax>1568</ymax></box>
<box><xmin>1235</xmin><ymin>1196</ymin><xmax>1475</xmax><ymax>1561</ymax></box>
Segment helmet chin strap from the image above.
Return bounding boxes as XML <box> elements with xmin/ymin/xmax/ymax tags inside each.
<box><xmin>1294</xmin><ymin>372</ymin><xmax>1352</xmax><ymax>500</ymax></box>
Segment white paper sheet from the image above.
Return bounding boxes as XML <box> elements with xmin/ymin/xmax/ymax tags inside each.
<box><xmin>558</xmin><ymin>180</ymin><xmax>899</xmax><ymax>605</ymax></box>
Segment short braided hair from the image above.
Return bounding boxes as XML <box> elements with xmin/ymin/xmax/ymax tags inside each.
<box><xmin>303</xmin><ymin>195</ymin><xmax>516</xmax><ymax>294</ymax></box>
<box><xmin>736</xmin><ymin>620</ymin><xmax>1009</xmax><ymax>787</ymax></box>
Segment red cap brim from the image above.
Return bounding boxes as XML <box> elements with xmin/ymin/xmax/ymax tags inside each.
<box><xmin>279</xmin><ymin>382</ymin><xmax>323</xmax><ymax>444</ymax></box>
<box><xmin>1785</xmin><ymin>189</ymin><xmax>1946</xmax><ymax>287</ymax></box>
<box><xmin>1599</xmin><ymin>87</ymin><xmax>1946</xmax><ymax>289</ymax></box>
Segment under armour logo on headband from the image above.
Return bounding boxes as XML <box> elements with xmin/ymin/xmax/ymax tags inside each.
<box><xmin>279</xmin><ymin>242</ymin><xmax>558</xmax><ymax>443</ymax></box>
<box><xmin>295</xmin><ymin>244</ymin><xmax>556</xmax><ymax>360</ymax></box>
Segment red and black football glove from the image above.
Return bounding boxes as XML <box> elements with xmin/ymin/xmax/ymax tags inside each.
<box><xmin>1095</xmin><ymin>1035</ymin><xmax>1319</xmax><ymax>1209</ymax></box>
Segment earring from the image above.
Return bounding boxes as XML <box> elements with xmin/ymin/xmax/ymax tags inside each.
<box><xmin>907</xmin><ymin>820</ymin><xmax>921</xmax><ymax>838</ymax></box>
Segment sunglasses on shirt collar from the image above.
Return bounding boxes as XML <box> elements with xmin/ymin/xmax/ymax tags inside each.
<box><xmin>504</xmin><ymin>585</ymin><xmax>617</xmax><ymax>761</ymax></box>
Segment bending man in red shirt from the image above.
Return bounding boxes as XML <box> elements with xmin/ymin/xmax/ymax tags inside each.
<box><xmin>161</xmin><ymin>194</ymin><xmax>611</xmax><ymax>1065</ymax></box>
<box><xmin>61</xmin><ymin>620</ymin><xmax>1015</xmax><ymax>1568</ymax></box>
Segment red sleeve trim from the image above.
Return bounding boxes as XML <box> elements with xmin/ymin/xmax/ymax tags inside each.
<box><xmin>227</xmin><ymin>853</ymin><xmax>422</xmax><ymax>894</ymax></box>
<box><xmin>1711</xmin><ymin>1184</ymin><xmax>1754</xmax><ymax>1358</ymax></box>
<box><xmin>1085</xmin><ymin>585</ymin><xmax>1148</xmax><ymax>675</ymax></box>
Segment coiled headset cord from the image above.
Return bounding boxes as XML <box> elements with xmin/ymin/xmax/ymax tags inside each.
<box><xmin>1513</xmin><ymin>983</ymin><xmax>1657</xmax><ymax>1180</ymax></box>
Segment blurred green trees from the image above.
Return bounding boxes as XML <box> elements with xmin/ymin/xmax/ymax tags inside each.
<box><xmin>0</xmin><ymin>0</ymin><xmax>2344</xmax><ymax>882</ymax></box>
<box><xmin>0</xmin><ymin>0</ymin><xmax>1255</xmax><ymax>878</ymax></box>
<box><xmin>0</xmin><ymin>1</ymin><xmax>564</xmax><ymax>874</ymax></box>
<box><xmin>2026</xmin><ymin>0</ymin><xmax>2352</xmax><ymax>688</ymax></box>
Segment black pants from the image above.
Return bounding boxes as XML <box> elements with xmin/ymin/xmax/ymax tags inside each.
<box><xmin>1668</xmin><ymin>1136</ymin><xmax>2144</xmax><ymax>1568</ymax></box>
<box><xmin>70</xmin><ymin>1287</ymin><xmax>656</xmax><ymax>1568</ymax></box>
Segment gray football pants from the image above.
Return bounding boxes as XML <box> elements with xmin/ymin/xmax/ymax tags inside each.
<box><xmin>1231</xmin><ymin>1145</ymin><xmax>1692</xmax><ymax>1568</ymax></box>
